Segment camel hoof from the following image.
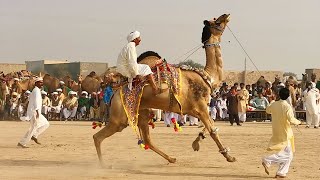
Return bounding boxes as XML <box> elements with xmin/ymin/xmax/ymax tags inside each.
<box><xmin>192</xmin><ymin>140</ymin><xmax>200</xmax><ymax>151</ymax></box>
<box><xmin>227</xmin><ymin>157</ymin><xmax>236</xmax><ymax>162</ymax></box>
<box><xmin>168</xmin><ymin>158</ymin><xmax>176</xmax><ymax>163</ymax></box>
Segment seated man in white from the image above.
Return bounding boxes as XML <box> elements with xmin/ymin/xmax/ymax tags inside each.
<box><xmin>49</xmin><ymin>92</ymin><xmax>62</xmax><ymax>120</ymax></box>
<box><xmin>41</xmin><ymin>91</ymin><xmax>51</xmax><ymax>116</ymax></box>
<box><xmin>62</xmin><ymin>91</ymin><xmax>78</xmax><ymax>121</ymax></box>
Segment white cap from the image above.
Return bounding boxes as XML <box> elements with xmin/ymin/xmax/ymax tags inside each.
<box><xmin>12</xmin><ymin>92</ymin><xmax>18</xmax><ymax>96</ymax></box>
<box><xmin>35</xmin><ymin>77</ymin><xmax>43</xmax><ymax>82</ymax></box>
<box><xmin>59</xmin><ymin>81</ymin><xmax>65</xmax><ymax>85</ymax></box>
<box><xmin>127</xmin><ymin>31</ymin><xmax>140</xmax><ymax>42</ymax></box>
<box><xmin>278</xmin><ymin>83</ymin><xmax>285</xmax><ymax>87</ymax></box>
<box><xmin>25</xmin><ymin>90</ymin><xmax>31</xmax><ymax>94</ymax></box>
<box><xmin>56</xmin><ymin>88</ymin><xmax>62</xmax><ymax>92</ymax></box>
<box><xmin>68</xmin><ymin>91</ymin><xmax>77</xmax><ymax>95</ymax></box>
<box><xmin>81</xmin><ymin>91</ymin><xmax>88</xmax><ymax>95</ymax></box>
<box><xmin>13</xmin><ymin>78</ymin><xmax>20</xmax><ymax>81</ymax></box>
<box><xmin>41</xmin><ymin>91</ymin><xmax>47</xmax><ymax>95</ymax></box>
<box><xmin>52</xmin><ymin>92</ymin><xmax>58</xmax><ymax>95</ymax></box>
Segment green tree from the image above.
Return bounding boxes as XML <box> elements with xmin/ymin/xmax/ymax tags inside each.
<box><xmin>178</xmin><ymin>59</ymin><xmax>204</xmax><ymax>69</ymax></box>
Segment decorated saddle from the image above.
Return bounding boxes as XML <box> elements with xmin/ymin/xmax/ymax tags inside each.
<box><xmin>119</xmin><ymin>60</ymin><xmax>181</xmax><ymax>129</ymax></box>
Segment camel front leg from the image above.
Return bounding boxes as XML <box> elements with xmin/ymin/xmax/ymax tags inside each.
<box><xmin>93</xmin><ymin>121</ymin><xmax>127</xmax><ymax>167</ymax></box>
<box><xmin>198</xmin><ymin>110</ymin><xmax>236</xmax><ymax>162</ymax></box>
<box><xmin>138</xmin><ymin>109</ymin><xmax>176</xmax><ymax>163</ymax></box>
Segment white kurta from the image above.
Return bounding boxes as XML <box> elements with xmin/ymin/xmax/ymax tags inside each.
<box><xmin>117</xmin><ymin>42</ymin><xmax>152</xmax><ymax>90</ymax></box>
<box><xmin>19</xmin><ymin>86</ymin><xmax>49</xmax><ymax>146</ymax></box>
<box><xmin>303</xmin><ymin>88</ymin><xmax>320</xmax><ymax>127</ymax></box>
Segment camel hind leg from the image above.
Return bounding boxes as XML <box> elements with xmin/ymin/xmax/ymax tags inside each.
<box><xmin>138</xmin><ymin>109</ymin><xmax>176</xmax><ymax>163</ymax></box>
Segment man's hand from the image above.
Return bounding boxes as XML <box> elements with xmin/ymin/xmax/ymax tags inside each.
<box><xmin>36</xmin><ymin>111</ymin><xmax>39</xmax><ymax>119</ymax></box>
<box><xmin>136</xmin><ymin>75</ymin><xmax>144</xmax><ymax>80</ymax></box>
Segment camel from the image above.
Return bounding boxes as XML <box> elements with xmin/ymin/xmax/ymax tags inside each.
<box><xmin>93</xmin><ymin>14</ymin><xmax>235</xmax><ymax>166</ymax></box>
<box><xmin>80</xmin><ymin>71</ymin><xmax>103</xmax><ymax>94</ymax></box>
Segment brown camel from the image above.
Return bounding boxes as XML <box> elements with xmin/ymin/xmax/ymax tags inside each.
<box><xmin>93</xmin><ymin>14</ymin><xmax>235</xmax><ymax>166</ymax></box>
<box><xmin>80</xmin><ymin>73</ymin><xmax>102</xmax><ymax>94</ymax></box>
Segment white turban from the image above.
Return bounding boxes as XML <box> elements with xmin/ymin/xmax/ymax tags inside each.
<box><xmin>35</xmin><ymin>77</ymin><xmax>43</xmax><ymax>82</ymax></box>
<box><xmin>127</xmin><ymin>31</ymin><xmax>140</xmax><ymax>42</ymax></box>
<box><xmin>41</xmin><ymin>91</ymin><xmax>47</xmax><ymax>95</ymax></box>
<box><xmin>68</xmin><ymin>91</ymin><xmax>77</xmax><ymax>95</ymax></box>
<box><xmin>278</xmin><ymin>83</ymin><xmax>285</xmax><ymax>87</ymax></box>
<box><xmin>25</xmin><ymin>90</ymin><xmax>31</xmax><ymax>94</ymax></box>
<box><xmin>56</xmin><ymin>88</ymin><xmax>62</xmax><ymax>92</ymax></box>
<box><xmin>13</xmin><ymin>78</ymin><xmax>20</xmax><ymax>81</ymax></box>
<box><xmin>81</xmin><ymin>91</ymin><xmax>88</xmax><ymax>95</ymax></box>
<box><xmin>52</xmin><ymin>92</ymin><xmax>58</xmax><ymax>95</ymax></box>
<box><xmin>59</xmin><ymin>81</ymin><xmax>65</xmax><ymax>85</ymax></box>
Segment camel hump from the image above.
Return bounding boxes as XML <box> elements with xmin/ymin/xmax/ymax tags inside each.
<box><xmin>137</xmin><ymin>51</ymin><xmax>161</xmax><ymax>63</ymax></box>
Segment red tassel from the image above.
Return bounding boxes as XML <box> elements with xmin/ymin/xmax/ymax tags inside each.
<box><xmin>144</xmin><ymin>144</ymin><xmax>149</xmax><ymax>150</ymax></box>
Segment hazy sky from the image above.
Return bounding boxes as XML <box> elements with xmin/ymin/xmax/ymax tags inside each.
<box><xmin>1</xmin><ymin>0</ymin><xmax>319</xmax><ymax>78</ymax></box>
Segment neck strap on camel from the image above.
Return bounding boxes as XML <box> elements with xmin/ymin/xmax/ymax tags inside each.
<box><xmin>203</xmin><ymin>42</ymin><xmax>220</xmax><ymax>48</ymax></box>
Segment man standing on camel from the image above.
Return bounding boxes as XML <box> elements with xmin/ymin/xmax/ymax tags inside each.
<box><xmin>18</xmin><ymin>77</ymin><xmax>50</xmax><ymax>148</ymax></box>
<box><xmin>116</xmin><ymin>31</ymin><xmax>159</xmax><ymax>95</ymax></box>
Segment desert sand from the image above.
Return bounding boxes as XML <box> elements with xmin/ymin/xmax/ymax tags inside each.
<box><xmin>0</xmin><ymin>120</ymin><xmax>319</xmax><ymax>180</ymax></box>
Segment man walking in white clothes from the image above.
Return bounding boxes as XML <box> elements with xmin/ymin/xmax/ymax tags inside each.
<box><xmin>262</xmin><ymin>88</ymin><xmax>301</xmax><ymax>178</ymax></box>
<box><xmin>18</xmin><ymin>77</ymin><xmax>49</xmax><ymax>148</ymax></box>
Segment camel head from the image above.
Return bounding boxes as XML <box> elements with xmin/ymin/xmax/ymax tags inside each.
<box><xmin>202</xmin><ymin>14</ymin><xmax>230</xmax><ymax>43</ymax></box>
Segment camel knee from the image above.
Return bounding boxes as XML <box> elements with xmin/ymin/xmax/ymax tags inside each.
<box><xmin>209</xmin><ymin>127</ymin><xmax>219</xmax><ymax>136</ymax></box>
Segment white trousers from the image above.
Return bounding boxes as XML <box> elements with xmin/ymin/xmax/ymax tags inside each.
<box><xmin>79</xmin><ymin>106</ymin><xmax>87</xmax><ymax>116</ymax></box>
<box><xmin>19</xmin><ymin>114</ymin><xmax>50</xmax><ymax>146</ymax></box>
<box><xmin>306</xmin><ymin>111</ymin><xmax>319</xmax><ymax>127</ymax></box>
<box><xmin>152</xmin><ymin>109</ymin><xmax>162</xmax><ymax>121</ymax></box>
<box><xmin>164</xmin><ymin>112</ymin><xmax>179</xmax><ymax>125</ymax></box>
<box><xmin>217</xmin><ymin>107</ymin><xmax>228</xmax><ymax>119</ymax></box>
<box><xmin>210</xmin><ymin>107</ymin><xmax>217</xmax><ymax>120</ymax></box>
<box><xmin>50</xmin><ymin>106</ymin><xmax>61</xmax><ymax>114</ymax></box>
<box><xmin>179</xmin><ymin>115</ymin><xmax>187</xmax><ymax>124</ymax></box>
<box><xmin>10</xmin><ymin>103</ymin><xmax>18</xmax><ymax>113</ymax></box>
<box><xmin>63</xmin><ymin>107</ymin><xmax>77</xmax><ymax>119</ymax></box>
<box><xmin>238</xmin><ymin>112</ymin><xmax>247</xmax><ymax>122</ymax></box>
<box><xmin>262</xmin><ymin>141</ymin><xmax>293</xmax><ymax>176</ymax></box>
<box><xmin>42</xmin><ymin>106</ymin><xmax>49</xmax><ymax>115</ymax></box>
<box><xmin>189</xmin><ymin>115</ymin><xmax>199</xmax><ymax>125</ymax></box>
<box><xmin>128</xmin><ymin>64</ymin><xmax>153</xmax><ymax>90</ymax></box>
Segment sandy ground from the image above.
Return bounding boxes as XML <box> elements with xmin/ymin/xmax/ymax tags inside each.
<box><xmin>0</xmin><ymin>120</ymin><xmax>319</xmax><ymax>180</ymax></box>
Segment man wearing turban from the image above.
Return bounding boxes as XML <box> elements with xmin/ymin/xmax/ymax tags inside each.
<box><xmin>116</xmin><ymin>31</ymin><xmax>159</xmax><ymax>95</ymax></box>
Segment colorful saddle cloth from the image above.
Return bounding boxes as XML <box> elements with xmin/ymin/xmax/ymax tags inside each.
<box><xmin>120</xmin><ymin>61</ymin><xmax>181</xmax><ymax>128</ymax></box>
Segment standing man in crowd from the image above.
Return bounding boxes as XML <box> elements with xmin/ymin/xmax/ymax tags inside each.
<box><xmin>227</xmin><ymin>86</ymin><xmax>241</xmax><ymax>126</ymax></box>
<box><xmin>262</xmin><ymin>88</ymin><xmax>301</xmax><ymax>178</ymax></box>
<box><xmin>302</xmin><ymin>81</ymin><xmax>320</xmax><ymax>128</ymax></box>
<box><xmin>18</xmin><ymin>77</ymin><xmax>49</xmax><ymax>148</ymax></box>
<box><xmin>238</xmin><ymin>83</ymin><xmax>249</xmax><ymax>123</ymax></box>
<box><xmin>116</xmin><ymin>31</ymin><xmax>159</xmax><ymax>95</ymax></box>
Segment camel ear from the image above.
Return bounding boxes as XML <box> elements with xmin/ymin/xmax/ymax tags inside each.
<box><xmin>203</xmin><ymin>20</ymin><xmax>210</xmax><ymax>26</ymax></box>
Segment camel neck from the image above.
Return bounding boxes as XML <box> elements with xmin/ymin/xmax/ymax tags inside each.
<box><xmin>204</xmin><ymin>36</ymin><xmax>223</xmax><ymax>83</ymax></box>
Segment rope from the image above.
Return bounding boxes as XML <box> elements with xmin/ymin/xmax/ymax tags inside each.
<box><xmin>172</xmin><ymin>43</ymin><xmax>204</xmax><ymax>63</ymax></box>
<box><xmin>226</xmin><ymin>25</ymin><xmax>261</xmax><ymax>76</ymax></box>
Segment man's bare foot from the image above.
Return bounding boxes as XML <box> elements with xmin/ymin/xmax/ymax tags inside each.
<box><xmin>275</xmin><ymin>175</ymin><xmax>286</xmax><ymax>178</ymax></box>
<box><xmin>17</xmin><ymin>143</ymin><xmax>29</xmax><ymax>148</ymax></box>
<box><xmin>31</xmin><ymin>136</ymin><xmax>41</xmax><ymax>145</ymax></box>
<box><xmin>262</xmin><ymin>162</ymin><xmax>269</xmax><ymax>175</ymax></box>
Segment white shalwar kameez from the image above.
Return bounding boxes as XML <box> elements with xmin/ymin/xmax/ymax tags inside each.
<box><xmin>117</xmin><ymin>41</ymin><xmax>152</xmax><ymax>90</ymax></box>
<box><xmin>189</xmin><ymin>115</ymin><xmax>199</xmax><ymax>126</ymax></box>
<box><xmin>303</xmin><ymin>88</ymin><xmax>320</xmax><ymax>127</ymax></box>
<box><xmin>164</xmin><ymin>112</ymin><xmax>179</xmax><ymax>126</ymax></box>
<box><xmin>216</xmin><ymin>98</ymin><xmax>228</xmax><ymax>119</ymax></box>
<box><xmin>19</xmin><ymin>86</ymin><xmax>49</xmax><ymax>146</ymax></box>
